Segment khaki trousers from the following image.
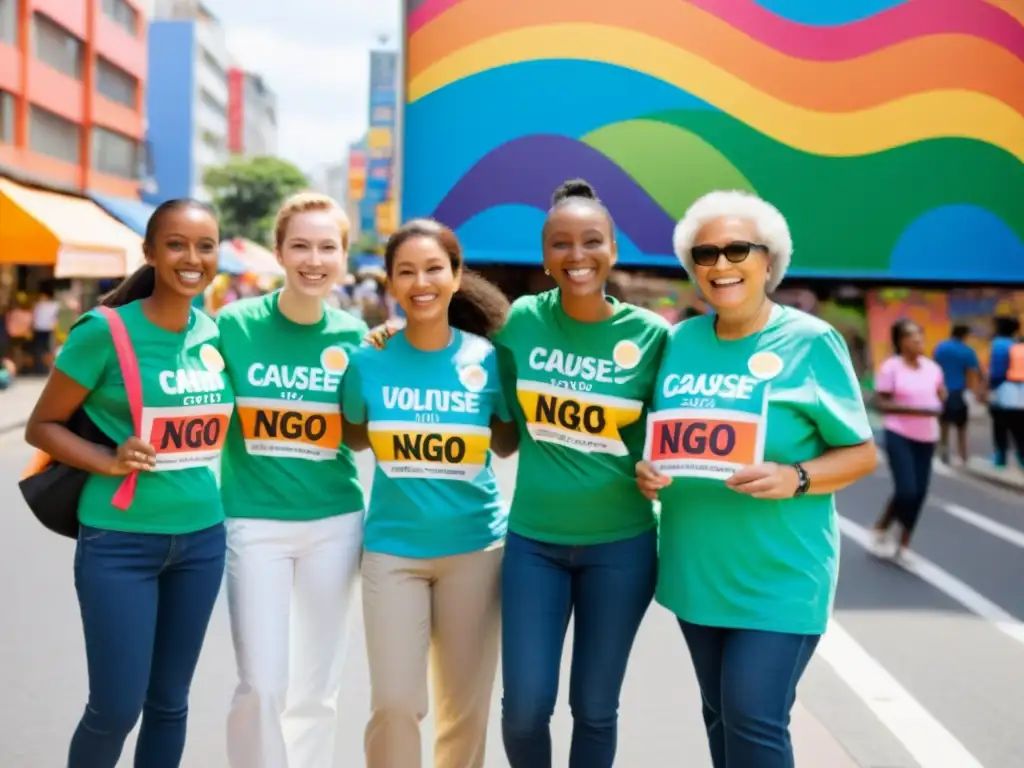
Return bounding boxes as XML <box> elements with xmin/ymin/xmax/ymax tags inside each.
<box><xmin>362</xmin><ymin>546</ymin><xmax>503</xmax><ymax>768</ymax></box>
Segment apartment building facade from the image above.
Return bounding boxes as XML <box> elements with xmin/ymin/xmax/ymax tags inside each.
<box><xmin>143</xmin><ymin>0</ymin><xmax>229</xmax><ymax>203</ymax></box>
<box><xmin>227</xmin><ymin>66</ymin><xmax>276</xmax><ymax>158</ymax></box>
<box><xmin>0</xmin><ymin>0</ymin><xmax>148</xmax><ymax>196</ymax></box>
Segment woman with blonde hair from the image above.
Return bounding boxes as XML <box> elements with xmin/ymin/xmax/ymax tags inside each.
<box><xmin>219</xmin><ymin>192</ymin><xmax>368</xmax><ymax>768</ymax></box>
<box><xmin>636</xmin><ymin>190</ymin><xmax>877</xmax><ymax>767</ymax></box>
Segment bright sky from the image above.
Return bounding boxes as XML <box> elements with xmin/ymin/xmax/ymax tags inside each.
<box><xmin>211</xmin><ymin>0</ymin><xmax>401</xmax><ymax>173</ymax></box>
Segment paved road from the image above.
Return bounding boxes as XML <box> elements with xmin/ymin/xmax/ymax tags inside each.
<box><xmin>1</xmin><ymin>424</ymin><xmax>1022</xmax><ymax>767</ymax></box>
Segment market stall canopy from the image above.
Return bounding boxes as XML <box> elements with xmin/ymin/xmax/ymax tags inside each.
<box><xmin>219</xmin><ymin>238</ymin><xmax>283</xmax><ymax>276</ymax></box>
<box><xmin>216</xmin><ymin>243</ymin><xmax>247</xmax><ymax>275</ymax></box>
<box><xmin>91</xmin><ymin>193</ymin><xmax>156</xmax><ymax>237</ymax></box>
<box><xmin>0</xmin><ymin>178</ymin><xmax>143</xmax><ymax>278</ymax></box>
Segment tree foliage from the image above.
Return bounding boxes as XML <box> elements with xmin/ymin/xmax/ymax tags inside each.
<box><xmin>203</xmin><ymin>156</ymin><xmax>309</xmax><ymax>245</ymax></box>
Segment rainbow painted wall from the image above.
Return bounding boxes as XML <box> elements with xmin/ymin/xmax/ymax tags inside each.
<box><xmin>402</xmin><ymin>0</ymin><xmax>1024</xmax><ymax>283</ymax></box>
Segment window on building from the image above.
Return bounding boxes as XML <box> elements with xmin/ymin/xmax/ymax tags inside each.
<box><xmin>199</xmin><ymin>88</ymin><xmax>226</xmax><ymax>118</ymax></box>
<box><xmin>0</xmin><ymin>0</ymin><xmax>17</xmax><ymax>46</ymax></box>
<box><xmin>101</xmin><ymin>0</ymin><xmax>138</xmax><ymax>37</ymax></box>
<box><xmin>92</xmin><ymin>126</ymin><xmax>139</xmax><ymax>178</ymax></box>
<box><xmin>201</xmin><ymin>50</ymin><xmax>226</xmax><ymax>81</ymax></box>
<box><xmin>29</xmin><ymin>106</ymin><xmax>81</xmax><ymax>164</ymax></box>
<box><xmin>200</xmin><ymin>129</ymin><xmax>223</xmax><ymax>153</ymax></box>
<box><xmin>33</xmin><ymin>13</ymin><xmax>83</xmax><ymax>80</ymax></box>
<box><xmin>96</xmin><ymin>57</ymin><xmax>137</xmax><ymax>108</ymax></box>
<box><xmin>0</xmin><ymin>91</ymin><xmax>14</xmax><ymax>144</ymax></box>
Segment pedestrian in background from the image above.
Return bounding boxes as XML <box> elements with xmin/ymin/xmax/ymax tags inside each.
<box><xmin>934</xmin><ymin>323</ymin><xmax>983</xmax><ymax>465</ymax></box>
<box><xmin>24</xmin><ymin>199</ymin><xmax>233</xmax><ymax>768</ymax></box>
<box><xmin>871</xmin><ymin>319</ymin><xmax>946</xmax><ymax>563</ymax></box>
<box><xmin>219</xmin><ymin>193</ymin><xmax>368</xmax><ymax>768</ymax></box>
<box><xmin>348</xmin><ymin>220</ymin><xmax>515</xmax><ymax>768</ymax></box>
<box><xmin>987</xmin><ymin>315</ymin><xmax>1024</xmax><ymax>469</ymax></box>
<box><xmin>495</xmin><ymin>180</ymin><xmax>669</xmax><ymax>768</ymax></box>
<box><xmin>636</xmin><ymin>190</ymin><xmax>877</xmax><ymax>768</ymax></box>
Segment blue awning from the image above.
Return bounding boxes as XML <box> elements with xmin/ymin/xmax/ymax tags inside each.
<box><xmin>217</xmin><ymin>243</ymin><xmax>248</xmax><ymax>275</ymax></box>
<box><xmin>90</xmin><ymin>193</ymin><xmax>157</xmax><ymax>237</ymax></box>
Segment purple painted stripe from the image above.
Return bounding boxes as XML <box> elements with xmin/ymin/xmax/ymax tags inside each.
<box><xmin>430</xmin><ymin>134</ymin><xmax>674</xmax><ymax>254</ymax></box>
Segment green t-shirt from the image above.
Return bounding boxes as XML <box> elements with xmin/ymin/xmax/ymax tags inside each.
<box><xmin>493</xmin><ymin>289</ymin><xmax>670</xmax><ymax>545</ymax></box>
<box><xmin>650</xmin><ymin>305</ymin><xmax>872</xmax><ymax>635</ymax></box>
<box><xmin>55</xmin><ymin>301</ymin><xmax>234</xmax><ymax>534</ymax></box>
<box><xmin>218</xmin><ymin>292</ymin><xmax>368</xmax><ymax>521</ymax></box>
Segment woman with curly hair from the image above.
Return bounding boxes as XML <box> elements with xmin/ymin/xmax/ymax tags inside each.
<box><xmin>342</xmin><ymin>219</ymin><xmax>515</xmax><ymax>768</ymax></box>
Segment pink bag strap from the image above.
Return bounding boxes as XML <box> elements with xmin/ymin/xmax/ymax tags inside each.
<box><xmin>96</xmin><ymin>306</ymin><xmax>143</xmax><ymax>511</ymax></box>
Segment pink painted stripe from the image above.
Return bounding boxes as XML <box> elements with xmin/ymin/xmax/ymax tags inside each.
<box><xmin>409</xmin><ymin>0</ymin><xmax>1024</xmax><ymax>63</ymax></box>
<box><xmin>687</xmin><ymin>0</ymin><xmax>1024</xmax><ymax>62</ymax></box>
<box><xmin>408</xmin><ymin>0</ymin><xmax>467</xmax><ymax>35</ymax></box>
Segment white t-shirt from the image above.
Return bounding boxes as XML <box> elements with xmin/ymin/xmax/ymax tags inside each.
<box><xmin>32</xmin><ymin>300</ymin><xmax>60</xmax><ymax>332</ymax></box>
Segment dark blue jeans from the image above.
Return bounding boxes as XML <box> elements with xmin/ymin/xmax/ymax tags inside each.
<box><xmin>500</xmin><ymin>529</ymin><xmax>657</xmax><ymax>768</ymax></box>
<box><xmin>679</xmin><ymin>621</ymin><xmax>821</xmax><ymax>768</ymax></box>
<box><xmin>884</xmin><ymin>429</ymin><xmax>936</xmax><ymax>533</ymax></box>
<box><xmin>69</xmin><ymin>523</ymin><xmax>226</xmax><ymax>768</ymax></box>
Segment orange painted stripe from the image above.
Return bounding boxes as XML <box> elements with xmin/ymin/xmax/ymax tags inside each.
<box><xmin>408</xmin><ymin>0</ymin><xmax>1024</xmax><ymax>116</ymax></box>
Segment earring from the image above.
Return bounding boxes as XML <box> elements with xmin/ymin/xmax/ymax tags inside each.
<box><xmin>544</xmin><ymin>268</ymin><xmax>550</xmax><ymax>276</ymax></box>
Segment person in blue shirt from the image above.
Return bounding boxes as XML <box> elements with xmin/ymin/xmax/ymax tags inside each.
<box><xmin>342</xmin><ymin>219</ymin><xmax>517</xmax><ymax>768</ymax></box>
<box><xmin>933</xmin><ymin>324</ymin><xmax>983</xmax><ymax>465</ymax></box>
<box><xmin>988</xmin><ymin>315</ymin><xmax>1024</xmax><ymax>468</ymax></box>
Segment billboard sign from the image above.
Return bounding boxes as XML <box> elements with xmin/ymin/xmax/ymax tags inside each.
<box><xmin>401</xmin><ymin>0</ymin><xmax>1024</xmax><ymax>281</ymax></box>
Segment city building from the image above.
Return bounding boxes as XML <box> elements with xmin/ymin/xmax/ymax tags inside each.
<box><xmin>310</xmin><ymin>159</ymin><xmax>347</xmax><ymax>208</ymax></box>
<box><xmin>143</xmin><ymin>0</ymin><xmax>229</xmax><ymax>203</ymax></box>
<box><xmin>0</xmin><ymin>0</ymin><xmax>149</xmax><ymax>196</ymax></box>
<box><xmin>227</xmin><ymin>66</ymin><xmax>277</xmax><ymax>158</ymax></box>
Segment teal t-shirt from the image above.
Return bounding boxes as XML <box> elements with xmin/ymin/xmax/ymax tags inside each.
<box><xmin>493</xmin><ymin>289</ymin><xmax>670</xmax><ymax>545</ymax></box>
<box><xmin>650</xmin><ymin>305</ymin><xmax>872</xmax><ymax>635</ymax></box>
<box><xmin>55</xmin><ymin>301</ymin><xmax>234</xmax><ymax>534</ymax></box>
<box><xmin>342</xmin><ymin>329</ymin><xmax>510</xmax><ymax>558</ymax></box>
<box><xmin>218</xmin><ymin>291</ymin><xmax>368</xmax><ymax>521</ymax></box>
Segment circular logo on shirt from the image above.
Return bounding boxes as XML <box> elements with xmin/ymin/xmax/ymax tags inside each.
<box><xmin>748</xmin><ymin>351</ymin><xmax>784</xmax><ymax>381</ymax></box>
<box><xmin>612</xmin><ymin>340</ymin><xmax>643</xmax><ymax>370</ymax></box>
<box><xmin>458</xmin><ymin>364</ymin><xmax>488</xmax><ymax>393</ymax></box>
<box><xmin>199</xmin><ymin>344</ymin><xmax>225</xmax><ymax>373</ymax></box>
<box><xmin>320</xmin><ymin>345</ymin><xmax>349</xmax><ymax>374</ymax></box>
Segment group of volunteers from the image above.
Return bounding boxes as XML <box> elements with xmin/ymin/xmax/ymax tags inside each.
<box><xmin>25</xmin><ymin>179</ymin><xmax>879</xmax><ymax>768</ymax></box>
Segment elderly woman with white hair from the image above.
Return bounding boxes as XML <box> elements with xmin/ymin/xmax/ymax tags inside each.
<box><xmin>635</xmin><ymin>190</ymin><xmax>877</xmax><ymax>767</ymax></box>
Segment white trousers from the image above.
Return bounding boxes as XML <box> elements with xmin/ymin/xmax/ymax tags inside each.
<box><xmin>226</xmin><ymin>513</ymin><xmax>364</xmax><ymax>768</ymax></box>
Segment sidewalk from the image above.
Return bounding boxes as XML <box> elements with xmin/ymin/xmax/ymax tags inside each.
<box><xmin>0</xmin><ymin>376</ymin><xmax>44</xmax><ymax>435</ymax></box>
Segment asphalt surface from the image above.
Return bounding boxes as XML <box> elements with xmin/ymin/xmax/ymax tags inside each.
<box><xmin>1</xmin><ymin>416</ymin><xmax>1022</xmax><ymax>767</ymax></box>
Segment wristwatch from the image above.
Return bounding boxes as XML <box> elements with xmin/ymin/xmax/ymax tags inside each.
<box><xmin>792</xmin><ymin>463</ymin><xmax>810</xmax><ymax>497</ymax></box>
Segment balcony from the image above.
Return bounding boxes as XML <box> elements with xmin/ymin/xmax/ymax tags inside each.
<box><xmin>87</xmin><ymin>168</ymin><xmax>140</xmax><ymax>197</ymax></box>
<box><xmin>93</xmin><ymin>94</ymin><xmax>143</xmax><ymax>139</ymax></box>
<box><xmin>94</xmin><ymin>11</ymin><xmax>146</xmax><ymax>81</ymax></box>
<box><xmin>26</xmin><ymin>60</ymin><xmax>84</xmax><ymax>124</ymax></box>
<box><xmin>0</xmin><ymin>43</ymin><xmax>20</xmax><ymax>94</ymax></box>
<box><xmin>0</xmin><ymin>143</ymin><xmax>80</xmax><ymax>188</ymax></box>
<box><xmin>29</xmin><ymin>0</ymin><xmax>87</xmax><ymax>40</ymax></box>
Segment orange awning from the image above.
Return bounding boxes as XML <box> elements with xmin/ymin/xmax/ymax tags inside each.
<box><xmin>0</xmin><ymin>178</ymin><xmax>144</xmax><ymax>278</ymax></box>
<box><xmin>222</xmin><ymin>238</ymin><xmax>284</xmax><ymax>276</ymax></box>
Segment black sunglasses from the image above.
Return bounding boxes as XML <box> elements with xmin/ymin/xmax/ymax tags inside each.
<box><xmin>690</xmin><ymin>241</ymin><xmax>769</xmax><ymax>267</ymax></box>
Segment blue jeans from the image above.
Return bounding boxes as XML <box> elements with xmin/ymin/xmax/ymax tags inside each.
<box><xmin>679</xmin><ymin>620</ymin><xmax>820</xmax><ymax>768</ymax></box>
<box><xmin>68</xmin><ymin>523</ymin><xmax>226</xmax><ymax>768</ymax></box>
<box><xmin>500</xmin><ymin>529</ymin><xmax>657</xmax><ymax>768</ymax></box>
<box><xmin>883</xmin><ymin>429</ymin><xmax>935</xmax><ymax>533</ymax></box>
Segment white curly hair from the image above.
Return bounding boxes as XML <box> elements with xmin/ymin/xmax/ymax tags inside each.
<box><xmin>672</xmin><ymin>190</ymin><xmax>793</xmax><ymax>292</ymax></box>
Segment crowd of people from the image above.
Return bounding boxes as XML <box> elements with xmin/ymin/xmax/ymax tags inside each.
<box><xmin>13</xmin><ymin>179</ymin><xmax>1024</xmax><ymax>768</ymax></box>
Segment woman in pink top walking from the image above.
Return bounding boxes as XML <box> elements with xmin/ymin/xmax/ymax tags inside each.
<box><xmin>871</xmin><ymin>319</ymin><xmax>946</xmax><ymax>564</ymax></box>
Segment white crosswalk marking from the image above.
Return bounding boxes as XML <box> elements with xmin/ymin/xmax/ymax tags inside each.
<box><xmin>818</xmin><ymin>620</ymin><xmax>984</xmax><ymax>768</ymax></box>
<box><xmin>938</xmin><ymin>500</ymin><xmax>1024</xmax><ymax>550</ymax></box>
<box><xmin>839</xmin><ymin>516</ymin><xmax>1024</xmax><ymax>647</ymax></box>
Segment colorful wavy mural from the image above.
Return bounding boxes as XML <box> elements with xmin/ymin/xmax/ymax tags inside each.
<box><xmin>401</xmin><ymin>0</ymin><xmax>1024</xmax><ymax>282</ymax></box>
